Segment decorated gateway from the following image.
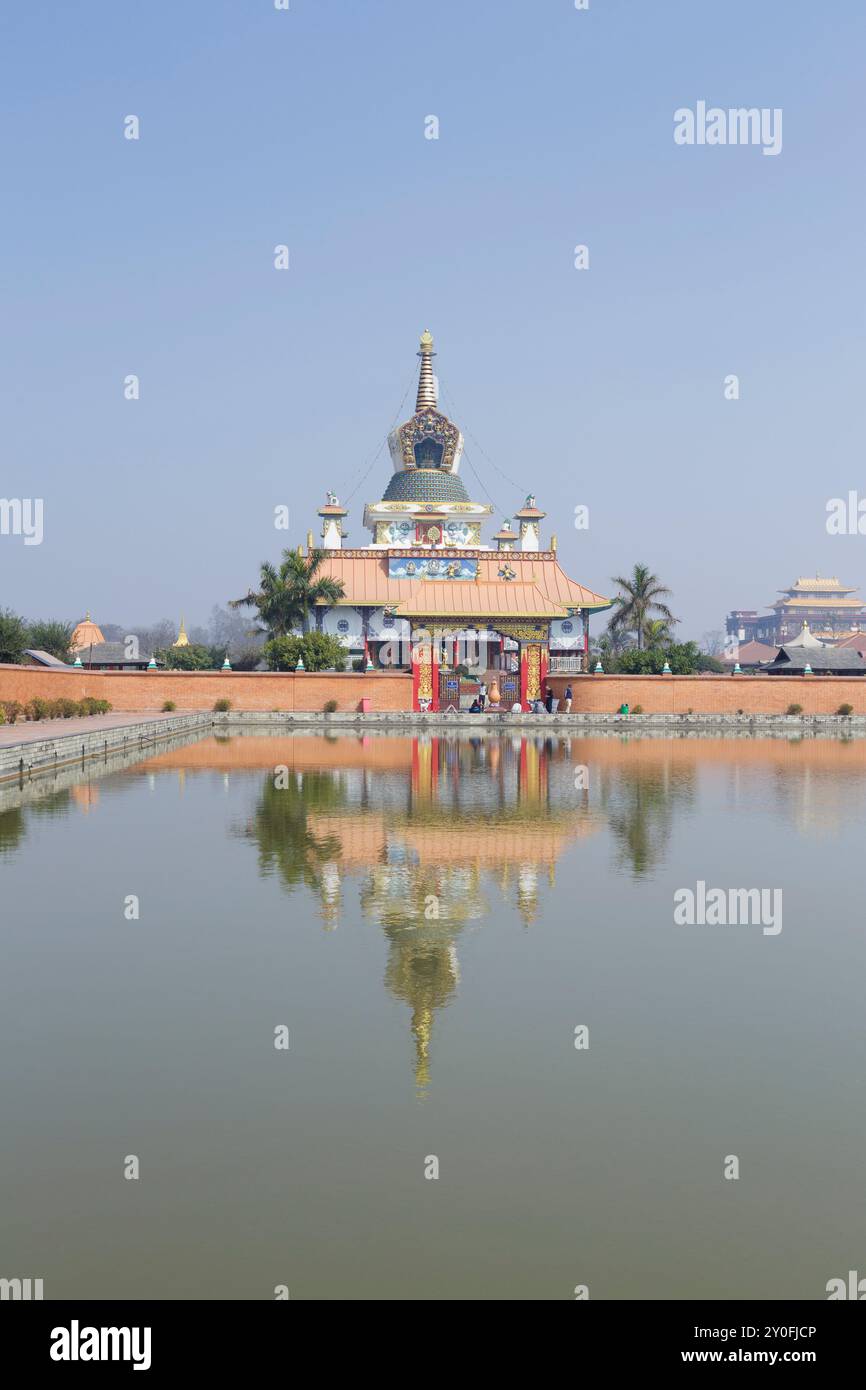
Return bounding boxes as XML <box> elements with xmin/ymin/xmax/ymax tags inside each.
<box><xmin>308</xmin><ymin>331</ymin><xmax>611</xmax><ymax>711</ymax></box>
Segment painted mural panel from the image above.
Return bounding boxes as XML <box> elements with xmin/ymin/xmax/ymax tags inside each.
<box><xmin>388</xmin><ymin>556</ymin><xmax>478</xmax><ymax>580</ymax></box>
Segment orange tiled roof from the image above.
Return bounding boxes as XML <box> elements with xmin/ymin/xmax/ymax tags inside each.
<box><xmin>724</xmin><ymin>639</ymin><xmax>777</xmax><ymax>664</ymax></box>
<box><xmin>832</xmin><ymin>631</ymin><xmax>866</xmax><ymax>651</ymax></box>
<box><xmin>316</xmin><ymin>550</ymin><xmax>610</xmax><ymax>614</ymax></box>
<box><xmin>395</xmin><ymin>581</ymin><xmax>566</xmax><ymax>619</ymax></box>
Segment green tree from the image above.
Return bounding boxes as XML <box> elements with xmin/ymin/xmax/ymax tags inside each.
<box><xmin>608</xmin><ymin>564</ymin><xmax>676</xmax><ymax>650</ymax></box>
<box><xmin>0</xmin><ymin>609</ymin><xmax>28</xmax><ymax>664</ymax></box>
<box><xmin>265</xmin><ymin>632</ymin><xmax>347</xmax><ymax>672</ymax></box>
<box><xmin>240</xmin><ymin>771</ymin><xmax>346</xmax><ymax>892</ymax></box>
<box><xmin>230</xmin><ymin>548</ymin><xmax>345</xmax><ymax>638</ymax></box>
<box><xmin>590</xmin><ymin>627</ymin><xmax>635</xmax><ymax>662</ymax></box>
<box><xmin>615</xmin><ymin>641</ymin><xmax>701</xmax><ymax>675</ymax></box>
<box><xmin>27</xmin><ymin>619</ymin><xmax>74</xmax><ymax>661</ymax></box>
<box><xmin>155</xmin><ymin>643</ymin><xmax>214</xmax><ymax>670</ymax></box>
<box><xmin>642</xmin><ymin>617</ymin><xmax>675</xmax><ymax>650</ymax></box>
<box><xmin>665</xmin><ymin>640</ymin><xmax>702</xmax><ymax>674</ymax></box>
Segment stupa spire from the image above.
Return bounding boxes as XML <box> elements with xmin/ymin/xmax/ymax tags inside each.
<box><xmin>416</xmin><ymin>329</ymin><xmax>437</xmax><ymax>412</ymax></box>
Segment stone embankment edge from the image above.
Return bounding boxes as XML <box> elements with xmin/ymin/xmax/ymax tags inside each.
<box><xmin>0</xmin><ymin>713</ymin><xmax>213</xmax><ymax>783</ymax></box>
<box><xmin>4</xmin><ymin>709</ymin><xmax>866</xmax><ymax>784</ymax></box>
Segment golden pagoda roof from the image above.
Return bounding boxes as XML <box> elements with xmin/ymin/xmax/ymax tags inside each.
<box><xmin>784</xmin><ymin>576</ymin><xmax>857</xmax><ymax>593</ymax></box>
<box><xmin>70</xmin><ymin>614</ymin><xmax>105</xmax><ymax>650</ymax></box>
<box><xmin>772</xmin><ymin>596</ymin><xmax>865</xmax><ymax>610</ymax></box>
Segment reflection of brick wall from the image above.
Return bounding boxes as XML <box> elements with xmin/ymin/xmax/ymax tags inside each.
<box><xmin>0</xmin><ymin>666</ymin><xmax>413</xmax><ymax>713</ymax></box>
<box><xmin>544</xmin><ymin>674</ymin><xmax>866</xmax><ymax>715</ymax></box>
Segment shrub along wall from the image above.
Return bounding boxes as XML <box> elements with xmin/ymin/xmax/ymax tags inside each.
<box><xmin>0</xmin><ymin>666</ymin><xmax>413</xmax><ymax>713</ymax></box>
<box><xmin>545</xmin><ymin>673</ymin><xmax>866</xmax><ymax>716</ymax></box>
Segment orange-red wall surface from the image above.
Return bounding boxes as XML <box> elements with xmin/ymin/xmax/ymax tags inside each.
<box><xmin>544</xmin><ymin>673</ymin><xmax>866</xmax><ymax>715</ymax></box>
<box><xmin>2</xmin><ymin>666</ymin><xmax>866</xmax><ymax>716</ymax></box>
<box><xmin>0</xmin><ymin>666</ymin><xmax>413</xmax><ymax>713</ymax></box>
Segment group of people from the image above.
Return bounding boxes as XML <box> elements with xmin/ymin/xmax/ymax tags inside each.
<box><xmin>468</xmin><ymin>682</ymin><xmax>573</xmax><ymax>715</ymax></box>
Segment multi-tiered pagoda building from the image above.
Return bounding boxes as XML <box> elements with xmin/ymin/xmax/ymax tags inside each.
<box><xmin>728</xmin><ymin>575</ymin><xmax>866</xmax><ymax>648</ymax></box>
<box><xmin>309</xmin><ymin>331</ymin><xmax>610</xmax><ymax>710</ymax></box>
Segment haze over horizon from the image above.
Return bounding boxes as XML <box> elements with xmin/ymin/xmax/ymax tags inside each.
<box><xmin>2</xmin><ymin>0</ymin><xmax>864</xmax><ymax>640</ymax></box>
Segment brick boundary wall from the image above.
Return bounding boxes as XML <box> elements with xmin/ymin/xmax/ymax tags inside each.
<box><xmin>2</xmin><ymin>666</ymin><xmax>866</xmax><ymax>716</ymax></box>
<box><xmin>0</xmin><ymin>666</ymin><xmax>413</xmax><ymax>713</ymax></box>
<box><xmin>544</xmin><ymin>673</ymin><xmax>866</xmax><ymax>715</ymax></box>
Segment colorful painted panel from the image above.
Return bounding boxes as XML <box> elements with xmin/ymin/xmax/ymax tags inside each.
<box><xmin>378</xmin><ymin>519</ymin><xmax>415</xmax><ymax>545</ymax></box>
<box><xmin>388</xmin><ymin>557</ymin><xmax>478</xmax><ymax>581</ymax></box>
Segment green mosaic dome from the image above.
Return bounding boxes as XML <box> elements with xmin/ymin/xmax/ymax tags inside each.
<box><xmin>382</xmin><ymin>467</ymin><xmax>470</xmax><ymax>505</ymax></box>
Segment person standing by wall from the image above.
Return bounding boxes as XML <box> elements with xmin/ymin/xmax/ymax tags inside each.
<box><xmin>564</xmin><ymin>683</ymin><xmax>573</xmax><ymax>714</ymax></box>
<box><xmin>479</xmin><ymin>679</ymin><xmax>487</xmax><ymax>711</ymax></box>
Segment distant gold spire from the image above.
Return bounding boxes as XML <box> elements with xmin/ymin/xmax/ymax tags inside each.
<box><xmin>173</xmin><ymin>616</ymin><xmax>189</xmax><ymax>648</ymax></box>
<box><xmin>416</xmin><ymin>328</ymin><xmax>437</xmax><ymax>412</ymax></box>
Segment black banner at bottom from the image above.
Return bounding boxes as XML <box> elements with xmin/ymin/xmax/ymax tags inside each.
<box><xmin>0</xmin><ymin>1299</ymin><xmax>861</xmax><ymax>1373</ymax></box>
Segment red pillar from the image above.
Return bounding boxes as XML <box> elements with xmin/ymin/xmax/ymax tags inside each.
<box><xmin>412</xmin><ymin>637</ymin><xmax>439</xmax><ymax>711</ymax></box>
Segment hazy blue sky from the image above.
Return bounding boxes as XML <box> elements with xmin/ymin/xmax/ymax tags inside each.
<box><xmin>2</xmin><ymin>1</ymin><xmax>863</xmax><ymax>638</ymax></box>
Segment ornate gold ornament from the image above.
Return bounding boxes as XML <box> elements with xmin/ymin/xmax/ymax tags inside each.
<box><xmin>396</xmin><ymin>409</ymin><xmax>462</xmax><ymax>471</ymax></box>
<box><xmin>526</xmin><ymin>645</ymin><xmax>542</xmax><ymax>702</ymax></box>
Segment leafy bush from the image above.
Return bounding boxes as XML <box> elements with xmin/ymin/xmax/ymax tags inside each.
<box><xmin>0</xmin><ymin>705</ymin><xmax>5</xmax><ymax>724</ymax></box>
<box><xmin>786</xmin><ymin>703</ymin><xmax>803</xmax><ymax>716</ymax></box>
<box><xmin>155</xmin><ymin>643</ymin><xmax>214</xmax><ymax>670</ymax></box>
<box><xmin>631</xmin><ymin>704</ymin><xmax>643</xmax><ymax>714</ymax></box>
<box><xmin>2</xmin><ymin>700</ymin><xmax>23</xmax><ymax>724</ymax></box>
<box><xmin>0</xmin><ymin>608</ymin><xmax>29</xmax><ymax>664</ymax></box>
<box><xmin>609</xmin><ymin>641</ymin><xmax>702</xmax><ymax>675</ymax></box>
<box><xmin>162</xmin><ymin>700</ymin><xmax>177</xmax><ymax>712</ymax></box>
<box><xmin>228</xmin><ymin>647</ymin><xmax>262</xmax><ymax>671</ymax></box>
<box><xmin>20</xmin><ymin>696</ymin><xmax>110</xmax><ymax>721</ymax></box>
<box><xmin>836</xmin><ymin>703</ymin><xmax>854</xmax><ymax>716</ymax></box>
<box><xmin>26</xmin><ymin>619</ymin><xmax>74</xmax><ymax>661</ymax></box>
<box><xmin>351</xmin><ymin>657</ymin><xmax>365</xmax><ymax>672</ymax></box>
<box><xmin>265</xmin><ymin>631</ymin><xmax>347</xmax><ymax>672</ymax></box>
<box><xmin>214</xmin><ymin>698</ymin><xmax>232</xmax><ymax>712</ymax></box>
<box><xmin>323</xmin><ymin>698</ymin><xmax>338</xmax><ymax>713</ymax></box>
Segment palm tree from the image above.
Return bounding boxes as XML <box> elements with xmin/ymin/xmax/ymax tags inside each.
<box><xmin>230</xmin><ymin>548</ymin><xmax>345</xmax><ymax>638</ymax></box>
<box><xmin>608</xmin><ymin>564</ymin><xmax>676</xmax><ymax>651</ymax></box>
<box><xmin>590</xmin><ymin>628</ymin><xmax>635</xmax><ymax>662</ymax></box>
<box><xmin>642</xmin><ymin>617</ymin><xmax>675</xmax><ymax>650</ymax></box>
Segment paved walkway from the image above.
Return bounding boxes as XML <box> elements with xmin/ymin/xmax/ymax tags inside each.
<box><xmin>0</xmin><ymin>712</ymin><xmax>181</xmax><ymax>748</ymax></box>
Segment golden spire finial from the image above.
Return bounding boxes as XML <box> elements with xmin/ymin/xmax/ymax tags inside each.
<box><xmin>173</xmin><ymin>615</ymin><xmax>189</xmax><ymax>648</ymax></box>
<box><xmin>416</xmin><ymin>329</ymin><xmax>437</xmax><ymax>412</ymax></box>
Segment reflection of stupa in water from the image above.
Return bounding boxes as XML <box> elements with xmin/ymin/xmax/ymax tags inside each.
<box><xmin>383</xmin><ymin>920</ymin><xmax>460</xmax><ymax>1092</ymax></box>
<box><xmin>302</xmin><ymin>735</ymin><xmax>600</xmax><ymax>1087</ymax></box>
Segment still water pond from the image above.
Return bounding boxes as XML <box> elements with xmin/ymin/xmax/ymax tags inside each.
<box><xmin>1</xmin><ymin>730</ymin><xmax>864</xmax><ymax>1300</ymax></box>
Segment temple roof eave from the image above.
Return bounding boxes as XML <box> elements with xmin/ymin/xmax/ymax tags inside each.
<box><xmin>314</xmin><ymin>551</ymin><xmax>611</xmax><ymax>615</ymax></box>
